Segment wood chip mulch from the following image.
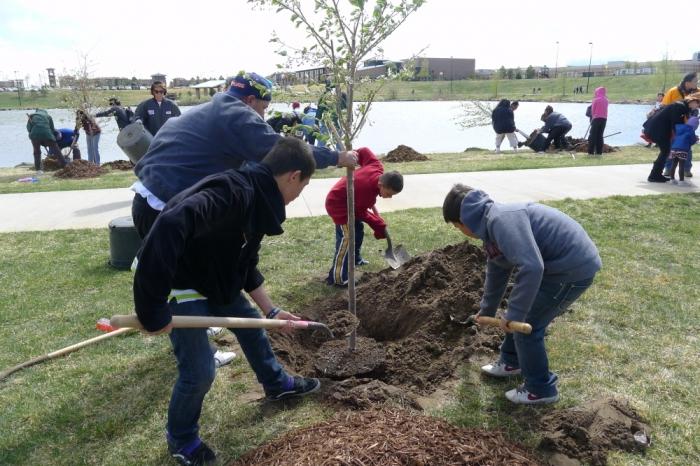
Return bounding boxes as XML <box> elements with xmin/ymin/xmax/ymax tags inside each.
<box><xmin>53</xmin><ymin>160</ymin><xmax>106</xmax><ymax>178</ymax></box>
<box><xmin>384</xmin><ymin>145</ymin><xmax>429</xmax><ymax>162</ymax></box>
<box><xmin>101</xmin><ymin>160</ymin><xmax>135</xmax><ymax>170</ymax></box>
<box><xmin>229</xmin><ymin>408</ymin><xmax>540</xmax><ymax>466</ymax></box>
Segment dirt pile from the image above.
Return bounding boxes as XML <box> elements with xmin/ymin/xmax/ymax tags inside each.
<box><xmin>565</xmin><ymin>137</ymin><xmax>617</xmax><ymax>154</ymax></box>
<box><xmin>102</xmin><ymin>160</ymin><xmax>134</xmax><ymax>170</ymax></box>
<box><xmin>230</xmin><ymin>408</ymin><xmax>540</xmax><ymax>466</ymax></box>
<box><xmin>41</xmin><ymin>157</ymin><xmax>64</xmax><ymax>171</ymax></box>
<box><xmin>54</xmin><ymin>160</ymin><xmax>105</xmax><ymax>178</ymax></box>
<box><xmin>538</xmin><ymin>398</ymin><xmax>651</xmax><ymax>465</ymax></box>
<box><xmin>384</xmin><ymin>144</ymin><xmax>429</xmax><ymax>162</ymax></box>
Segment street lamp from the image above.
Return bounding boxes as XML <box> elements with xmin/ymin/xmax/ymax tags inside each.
<box><xmin>586</xmin><ymin>42</ymin><xmax>593</xmax><ymax>93</ymax></box>
<box><xmin>14</xmin><ymin>70</ymin><xmax>22</xmax><ymax>107</ymax></box>
<box><xmin>554</xmin><ymin>41</ymin><xmax>559</xmax><ymax>79</ymax></box>
<box><xmin>450</xmin><ymin>56</ymin><xmax>454</xmax><ymax>95</ymax></box>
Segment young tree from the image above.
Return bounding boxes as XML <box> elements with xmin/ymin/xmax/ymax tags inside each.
<box><xmin>526</xmin><ymin>65</ymin><xmax>535</xmax><ymax>79</ymax></box>
<box><xmin>249</xmin><ymin>0</ymin><xmax>425</xmax><ymax>150</ymax></box>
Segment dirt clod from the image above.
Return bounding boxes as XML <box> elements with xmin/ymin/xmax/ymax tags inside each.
<box><xmin>54</xmin><ymin>160</ymin><xmax>105</xmax><ymax>178</ymax></box>
<box><xmin>384</xmin><ymin>144</ymin><xmax>429</xmax><ymax>162</ymax></box>
<box><xmin>230</xmin><ymin>408</ymin><xmax>540</xmax><ymax>466</ymax></box>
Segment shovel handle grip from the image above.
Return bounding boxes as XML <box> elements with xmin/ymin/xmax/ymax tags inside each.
<box><xmin>476</xmin><ymin>316</ymin><xmax>532</xmax><ymax>334</ymax></box>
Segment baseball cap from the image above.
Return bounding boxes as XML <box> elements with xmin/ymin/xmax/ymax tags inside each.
<box><xmin>226</xmin><ymin>72</ymin><xmax>273</xmax><ymax>101</ymax></box>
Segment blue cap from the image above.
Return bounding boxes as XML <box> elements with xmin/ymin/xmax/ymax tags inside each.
<box><xmin>226</xmin><ymin>72</ymin><xmax>273</xmax><ymax>101</ymax></box>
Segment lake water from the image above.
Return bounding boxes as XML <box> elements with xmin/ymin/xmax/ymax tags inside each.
<box><xmin>0</xmin><ymin>100</ymin><xmax>652</xmax><ymax>168</ymax></box>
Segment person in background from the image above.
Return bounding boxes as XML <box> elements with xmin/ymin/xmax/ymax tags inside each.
<box><xmin>491</xmin><ymin>99</ymin><xmax>518</xmax><ymax>154</ymax></box>
<box><xmin>668</xmin><ymin>116</ymin><xmax>698</xmax><ymax>186</ymax></box>
<box><xmin>27</xmin><ymin>109</ymin><xmax>65</xmax><ymax>170</ymax></box>
<box><xmin>134</xmin><ymin>81</ymin><xmax>181</xmax><ymax>136</ymax></box>
<box><xmin>537</xmin><ymin>106</ymin><xmax>572</xmax><ymax>151</ymax></box>
<box><xmin>587</xmin><ymin>87</ymin><xmax>609</xmax><ymax>155</ymax></box>
<box><xmin>301</xmin><ymin>104</ymin><xmax>318</xmax><ymax>145</ymax></box>
<box><xmin>53</xmin><ymin>128</ymin><xmax>81</xmax><ymax>160</ymax></box>
<box><xmin>95</xmin><ymin>97</ymin><xmax>134</xmax><ymax>130</ymax></box>
<box><xmin>75</xmin><ymin>108</ymin><xmax>102</xmax><ymax>165</ymax></box>
<box><xmin>642</xmin><ymin>93</ymin><xmax>665</xmax><ymax>148</ymax></box>
<box><xmin>661</xmin><ymin>73</ymin><xmax>698</xmax><ymax>178</ymax></box>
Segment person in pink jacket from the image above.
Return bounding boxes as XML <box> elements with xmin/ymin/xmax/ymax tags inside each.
<box><xmin>587</xmin><ymin>87</ymin><xmax>609</xmax><ymax>155</ymax></box>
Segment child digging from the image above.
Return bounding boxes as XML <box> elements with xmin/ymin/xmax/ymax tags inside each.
<box><xmin>669</xmin><ymin>116</ymin><xmax>698</xmax><ymax>186</ymax></box>
<box><xmin>325</xmin><ymin>147</ymin><xmax>403</xmax><ymax>287</ymax></box>
<box><xmin>443</xmin><ymin>185</ymin><xmax>602</xmax><ymax>404</ymax></box>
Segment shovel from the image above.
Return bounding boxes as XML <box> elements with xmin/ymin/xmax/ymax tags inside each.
<box><xmin>384</xmin><ymin>230</ymin><xmax>410</xmax><ymax>269</ymax></box>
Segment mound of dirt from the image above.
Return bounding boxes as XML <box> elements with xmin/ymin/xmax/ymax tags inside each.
<box><xmin>102</xmin><ymin>160</ymin><xmax>134</xmax><ymax>170</ymax></box>
<box><xmin>384</xmin><ymin>144</ymin><xmax>429</xmax><ymax>162</ymax></box>
<box><xmin>539</xmin><ymin>398</ymin><xmax>651</xmax><ymax>465</ymax></box>
<box><xmin>566</xmin><ymin>137</ymin><xmax>617</xmax><ymax>154</ymax></box>
<box><xmin>54</xmin><ymin>160</ymin><xmax>105</xmax><ymax>178</ymax></box>
<box><xmin>41</xmin><ymin>157</ymin><xmax>64</xmax><ymax>171</ymax></box>
<box><xmin>230</xmin><ymin>408</ymin><xmax>540</xmax><ymax>466</ymax></box>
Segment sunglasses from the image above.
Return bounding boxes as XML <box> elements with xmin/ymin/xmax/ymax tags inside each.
<box><xmin>153</xmin><ymin>89</ymin><xmax>165</xmax><ymax>94</ymax></box>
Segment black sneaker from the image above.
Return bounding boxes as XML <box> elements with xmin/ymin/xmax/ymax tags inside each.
<box><xmin>169</xmin><ymin>441</ymin><xmax>217</xmax><ymax>466</ymax></box>
<box><xmin>266</xmin><ymin>376</ymin><xmax>321</xmax><ymax>401</ymax></box>
<box><xmin>647</xmin><ymin>174</ymin><xmax>670</xmax><ymax>183</ymax></box>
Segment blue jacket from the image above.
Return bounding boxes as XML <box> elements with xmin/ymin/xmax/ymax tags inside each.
<box><xmin>459</xmin><ymin>190</ymin><xmax>601</xmax><ymax>321</ymax></box>
<box><xmin>491</xmin><ymin>100</ymin><xmax>516</xmax><ymax>134</ymax></box>
<box><xmin>134</xmin><ymin>97</ymin><xmax>181</xmax><ymax>136</ymax></box>
<box><xmin>95</xmin><ymin>105</ymin><xmax>133</xmax><ymax>130</ymax></box>
<box><xmin>670</xmin><ymin>122</ymin><xmax>698</xmax><ymax>152</ymax></box>
<box><xmin>541</xmin><ymin>112</ymin><xmax>571</xmax><ymax>133</ymax></box>
<box><xmin>54</xmin><ymin>128</ymin><xmax>77</xmax><ymax>149</ymax></box>
<box><xmin>135</xmin><ymin>91</ymin><xmax>339</xmax><ymax>203</ymax></box>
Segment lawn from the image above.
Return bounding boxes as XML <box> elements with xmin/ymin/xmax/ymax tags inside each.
<box><xmin>0</xmin><ymin>145</ymin><xmax>656</xmax><ymax>194</ymax></box>
<box><xmin>0</xmin><ymin>193</ymin><xmax>698</xmax><ymax>465</ymax></box>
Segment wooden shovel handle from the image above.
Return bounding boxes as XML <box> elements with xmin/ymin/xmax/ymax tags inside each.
<box><xmin>111</xmin><ymin>315</ymin><xmax>297</xmax><ymax>331</ymax></box>
<box><xmin>476</xmin><ymin>316</ymin><xmax>532</xmax><ymax>334</ymax></box>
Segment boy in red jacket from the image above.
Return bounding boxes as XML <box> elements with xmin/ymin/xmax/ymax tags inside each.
<box><xmin>325</xmin><ymin>147</ymin><xmax>403</xmax><ymax>286</ymax></box>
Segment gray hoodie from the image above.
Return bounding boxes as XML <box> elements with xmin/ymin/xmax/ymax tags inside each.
<box><xmin>459</xmin><ymin>190</ymin><xmax>601</xmax><ymax>321</ymax></box>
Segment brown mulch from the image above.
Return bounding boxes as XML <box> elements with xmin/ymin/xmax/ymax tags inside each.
<box><xmin>230</xmin><ymin>408</ymin><xmax>540</xmax><ymax>466</ymax></box>
<box><xmin>53</xmin><ymin>160</ymin><xmax>105</xmax><ymax>178</ymax></box>
<box><xmin>41</xmin><ymin>157</ymin><xmax>64</xmax><ymax>171</ymax></box>
<box><xmin>101</xmin><ymin>160</ymin><xmax>135</xmax><ymax>170</ymax></box>
<box><xmin>384</xmin><ymin>145</ymin><xmax>429</xmax><ymax>162</ymax></box>
<box><xmin>566</xmin><ymin>137</ymin><xmax>617</xmax><ymax>154</ymax></box>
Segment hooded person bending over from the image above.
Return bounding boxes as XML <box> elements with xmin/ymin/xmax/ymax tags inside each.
<box><xmin>133</xmin><ymin>138</ymin><xmax>321</xmax><ymax>466</ymax></box>
<box><xmin>443</xmin><ymin>184</ymin><xmax>601</xmax><ymax>405</ymax></box>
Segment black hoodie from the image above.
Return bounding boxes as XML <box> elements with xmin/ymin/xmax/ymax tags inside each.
<box><xmin>491</xmin><ymin>99</ymin><xmax>516</xmax><ymax>134</ymax></box>
<box><xmin>133</xmin><ymin>163</ymin><xmax>285</xmax><ymax>332</ymax></box>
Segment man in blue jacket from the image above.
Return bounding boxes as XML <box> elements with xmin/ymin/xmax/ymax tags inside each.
<box><xmin>131</xmin><ymin>71</ymin><xmax>357</xmax><ymax>238</ymax></box>
<box><xmin>134</xmin><ymin>138</ymin><xmax>320</xmax><ymax>465</ymax></box>
<box><xmin>134</xmin><ymin>81</ymin><xmax>181</xmax><ymax>136</ymax></box>
<box><xmin>443</xmin><ymin>185</ymin><xmax>601</xmax><ymax>405</ymax></box>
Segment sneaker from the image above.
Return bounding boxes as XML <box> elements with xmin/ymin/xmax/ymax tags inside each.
<box><xmin>670</xmin><ymin>179</ymin><xmax>679</xmax><ymax>185</ymax></box>
<box><xmin>213</xmin><ymin>350</ymin><xmax>236</xmax><ymax>368</ymax></box>
<box><xmin>206</xmin><ymin>327</ymin><xmax>225</xmax><ymax>338</ymax></box>
<box><xmin>678</xmin><ymin>180</ymin><xmax>692</xmax><ymax>187</ymax></box>
<box><xmin>169</xmin><ymin>439</ymin><xmax>217</xmax><ymax>466</ymax></box>
<box><xmin>662</xmin><ymin>169</ymin><xmax>670</xmax><ymax>177</ymax></box>
<box><xmin>356</xmin><ymin>258</ymin><xmax>369</xmax><ymax>266</ymax></box>
<box><xmin>481</xmin><ymin>361</ymin><xmax>521</xmax><ymax>377</ymax></box>
<box><xmin>685</xmin><ymin>171</ymin><xmax>693</xmax><ymax>178</ymax></box>
<box><xmin>647</xmin><ymin>174</ymin><xmax>670</xmax><ymax>183</ymax></box>
<box><xmin>505</xmin><ymin>385</ymin><xmax>559</xmax><ymax>405</ymax></box>
<box><xmin>266</xmin><ymin>376</ymin><xmax>321</xmax><ymax>401</ymax></box>
<box><xmin>495</xmin><ymin>148</ymin><xmax>501</xmax><ymax>154</ymax></box>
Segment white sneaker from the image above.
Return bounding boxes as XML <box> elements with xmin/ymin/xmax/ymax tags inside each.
<box><xmin>670</xmin><ymin>179</ymin><xmax>678</xmax><ymax>185</ymax></box>
<box><xmin>213</xmin><ymin>350</ymin><xmax>236</xmax><ymax>368</ymax></box>
<box><xmin>207</xmin><ymin>327</ymin><xmax>225</xmax><ymax>338</ymax></box>
<box><xmin>494</xmin><ymin>148</ymin><xmax>501</xmax><ymax>154</ymax></box>
<box><xmin>481</xmin><ymin>361</ymin><xmax>521</xmax><ymax>377</ymax></box>
<box><xmin>678</xmin><ymin>180</ymin><xmax>692</xmax><ymax>187</ymax></box>
<box><xmin>505</xmin><ymin>385</ymin><xmax>559</xmax><ymax>405</ymax></box>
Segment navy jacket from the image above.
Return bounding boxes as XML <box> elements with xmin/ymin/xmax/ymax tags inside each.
<box><xmin>541</xmin><ymin>112</ymin><xmax>571</xmax><ymax>133</ymax></box>
<box><xmin>134</xmin><ymin>97</ymin><xmax>181</xmax><ymax>135</ymax></box>
<box><xmin>135</xmin><ymin>91</ymin><xmax>339</xmax><ymax>203</ymax></box>
<box><xmin>133</xmin><ymin>164</ymin><xmax>285</xmax><ymax>332</ymax></box>
<box><xmin>645</xmin><ymin>101</ymin><xmax>691</xmax><ymax>144</ymax></box>
<box><xmin>491</xmin><ymin>100</ymin><xmax>516</xmax><ymax>134</ymax></box>
<box><xmin>95</xmin><ymin>105</ymin><xmax>133</xmax><ymax>130</ymax></box>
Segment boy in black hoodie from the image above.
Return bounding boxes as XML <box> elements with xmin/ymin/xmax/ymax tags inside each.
<box><xmin>133</xmin><ymin>138</ymin><xmax>319</xmax><ymax>466</ymax></box>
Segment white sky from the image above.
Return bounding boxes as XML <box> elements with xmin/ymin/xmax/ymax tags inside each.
<box><xmin>1</xmin><ymin>0</ymin><xmax>694</xmax><ymax>86</ymax></box>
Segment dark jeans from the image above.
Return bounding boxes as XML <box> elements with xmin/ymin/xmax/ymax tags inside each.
<box><xmin>587</xmin><ymin>118</ymin><xmax>607</xmax><ymax>155</ymax></box>
<box><xmin>649</xmin><ymin>137</ymin><xmax>671</xmax><ymax>180</ymax></box>
<box><xmin>665</xmin><ymin>149</ymin><xmax>693</xmax><ymax>173</ymax></box>
<box><xmin>498</xmin><ymin>276</ymin><xmax>595</xmax><ymax>397</ymax></box>
<box><xmin>544</xmin><ymin>124</ymin><xmax>572</xmax><ymax>150</ymax></box>
<box><xmin>31</xmin><ymin>138</ymin><xmax>65</xmax><ymax>170</ymax></box>
<box><xmin>131</xmin><ymin>193</ymin><xmax>161</xmax><ymax>239</ymax></box>
<box><xmin>327</xmin><ymin>221</ymin><xmax>365</xmax><ymax>285</ymax></box>
<box><xmin>166</xmin><ymin>294</ymin><xmax>289</xmax><ymax>449</ymax></box>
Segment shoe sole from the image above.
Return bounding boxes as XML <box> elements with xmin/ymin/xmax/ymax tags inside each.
<box><xmin>505</xmin><ymin>392</ymin><xmax>560</xmax><ymax>405</ymax></box>
<box><xmin>480</xmin><ymin>366</ymin><xmax>522</xmax><ymax>378</ymax></box>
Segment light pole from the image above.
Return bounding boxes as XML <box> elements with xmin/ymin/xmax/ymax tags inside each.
<box><xmin>586</xmin><ymin>42</ymin><xmax>593</xmax><ymax>94</ymax></box>
<box><xmin>554</xmin><ymin>41</ymin><xmax>559</xmax><ymax>79</ymax></box>
<box><xmin>14</xmin><ymin>70</ymin><xmax>22</xmax><ymax>107</ymax></box>
<box><xmin>450</xmin><ymin>56</ymin><xmax>454</xmax><ymax>95</ymax></box>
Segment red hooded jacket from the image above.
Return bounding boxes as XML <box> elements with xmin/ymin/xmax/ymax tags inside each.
<box><xmin>325</xmin><ymin>147</ymin><xmax>387</xmax><ymax>239</ymax></box>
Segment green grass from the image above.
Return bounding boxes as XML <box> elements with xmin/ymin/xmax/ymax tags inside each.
<box><xmin>0</xmin><ymin>194</ymin><xmax>698</xmax><ymax>465</ymax></box>
<box><xmin>0</xmin><ymin>146</ymin><xmax>655</xmax><ymax>194</ymax></box>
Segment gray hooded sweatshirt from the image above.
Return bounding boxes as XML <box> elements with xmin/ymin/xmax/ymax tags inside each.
<box><xmin>459</xmin><ymin>190</ymin><xmax>601</xmax><ymax>321</ymax></box>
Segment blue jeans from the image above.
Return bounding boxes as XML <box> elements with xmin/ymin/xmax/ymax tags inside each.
<box><xmin>166</xmin><ymin>293</ymin><xmax>288</xmax><ymax>449</ymax></box>
<box><xmin>86</xmin><ymin>133</ymin><xmax>101</xmax><ymax>165</ymax></box>
<box><xmin>327</xmin><ymin>221</ymin><xmax>364</xmax><ymax>285</ymax></box>
<box><xmin>665</xmin><ymin>148</ymin><xmax>693</xmax><ymax>173</ymax></box>
<box><xmin>498</xmin><ymin>276</ymin><xmax>595</xmax><ymax>397</ymax></box>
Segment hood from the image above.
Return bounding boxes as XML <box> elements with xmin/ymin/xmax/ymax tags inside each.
<box><xmin>495</xmin><ymin>99</ymin><xmax>511</xmax><ymax>109</ymax></box>
<box><xmin>459</xmin><ymin>189</ymin><xmax>494</xmax><ymax>240</ymax></box>
<box><xmin>594</xmin><ymin>87</ymin><xmax>606</xmax><ymax>98</ymax></box>
<box><xmin>242</xmin><ymin>163</ymin><xmax>286</xmax><ymax>236</ymax></box>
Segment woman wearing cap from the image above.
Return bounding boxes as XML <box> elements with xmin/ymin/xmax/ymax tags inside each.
<box><xmin>134</xmin><ymin>81</ymin><xmax>181</xmax><ymax>136</ymax></box>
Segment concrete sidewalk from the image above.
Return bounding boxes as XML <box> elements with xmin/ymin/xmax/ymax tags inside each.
<box><xmin>0</xmin><ymin>164</ymin><xmax>696</xmax><ymax>232</ymax></box>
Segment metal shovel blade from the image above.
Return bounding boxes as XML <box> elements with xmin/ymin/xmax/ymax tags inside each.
<box><xmin>384</xmin><ymin>244</ymin><xmax>410</xmax><ymax>269</ymax></box>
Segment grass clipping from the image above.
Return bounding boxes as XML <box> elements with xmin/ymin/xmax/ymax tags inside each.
<box><xmin>230</xmin><ymin>408</ymin><xmax>539</xmax><ymax>466</ymax></box>
<box><xmin>54</xmin><ymin>160</ymin><xmax>105</xmax><ymax>178</ymax></box>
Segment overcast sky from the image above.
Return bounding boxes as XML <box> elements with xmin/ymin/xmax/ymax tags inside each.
<box><xmin>1</xmin><ymin>0</ymin><xmax>695</xmax><ymax>86</ymax></box>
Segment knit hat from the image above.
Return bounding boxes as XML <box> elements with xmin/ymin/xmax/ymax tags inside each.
<box><xmin>226</xmin><ymin>72</ymin><xmax>273</xmax><ymax>101</ymax></box>
<box><xmin>688</xmin><ymin>116</ymin><xmax>699</xmax><ymax>130</ymax></box>
<box><xmin>292</xmin><ymin>101</ymin><xmax>300</xmax><ymax>109</ymax></box>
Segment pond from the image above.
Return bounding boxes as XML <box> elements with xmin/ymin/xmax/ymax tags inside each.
<box><xmin>0</xmin><ymin>100</ymin><xmax>652</xmax><ymax>168</ymax></box>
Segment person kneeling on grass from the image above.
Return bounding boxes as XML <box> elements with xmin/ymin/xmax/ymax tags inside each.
<box><xmin>325</xmin><ymin>147</ymin><xmax>403</xmax><ymax>287</ymax></box>
<box><xmin>133</xmin><ymin>138</ymin><xmax>321</xmax><ymax>466</ymax></box>
<box><xmin>443</xmin><ymin>184</ymin><xmax>602</xmax><ymax>405</ymax></box>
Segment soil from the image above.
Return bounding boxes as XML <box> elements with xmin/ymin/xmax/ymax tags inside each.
<box><xmin>230</xmin><ymin>408</ymin><xmax>540</xmax><ymax>466</ymax></box>
<box><xmin>384</xmin><ymin>144</ymin><xmax>429</xmax><ymax>162</ymax></box>
<box><xmin>314</xmin><ymin>337</ymin><xmax>386</xmax><ymax>379</ymax></box>
<box><xmin>101</xmin><ymin>160</ymin><xmax>135</xmax><ymax>170</ymax></box>
<box><xmin>41</xmin><ymin>156</ymin><xmax>64</xmax><ymax>171</ymax></box>
<box><xmin>54</xmin><ymin>160</ymin><xmax>105</xmax><ymax>178</ymax></box>
<box><xmin>538</xmin><ymin>398</ymin><xmax>651</xmax><ymax>466</ymax></box>
<box><xmin>565</xmin><ymin>137</ymin><xmax>617</xmax><ymax>154</ymax></box>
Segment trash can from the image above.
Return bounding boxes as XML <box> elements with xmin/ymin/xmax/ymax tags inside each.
<box><xmin>117</xmin><ymin>121</ymin><xmax>153</xmax><ymax>164</ymax></box>
<box><xmin>108</xmin><ymin>216</ymin><xmax>142</xmax><ymax>270</ymax></box>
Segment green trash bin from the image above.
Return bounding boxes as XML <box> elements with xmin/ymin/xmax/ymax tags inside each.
<box><xmin>108</xmin><ymin>216</ymin><xmax>142</xmax><ymax>270</ymax></box>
